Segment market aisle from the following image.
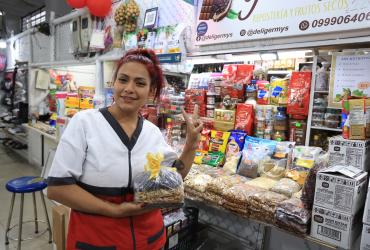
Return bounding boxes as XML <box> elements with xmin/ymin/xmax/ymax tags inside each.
<box><xmin>0</xmin><ymin>146</ymin><xmax>53</xmax><ymax>250</ymax></box>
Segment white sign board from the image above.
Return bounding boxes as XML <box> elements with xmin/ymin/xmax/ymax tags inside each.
<box><xmin>195</xmin><ymin>0</ymin><xmax>370</xmax><ymax>45</ymax></box>
<box><xmin>329</xmin><ymin>54</ymin><xmax>370</xmax><ymax>108</ymax></box>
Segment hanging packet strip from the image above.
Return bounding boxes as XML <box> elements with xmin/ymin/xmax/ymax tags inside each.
<box><xmin>225</xmin><ymin>130</ymin><xmax>246</xmax><ymax>159</ymax></box>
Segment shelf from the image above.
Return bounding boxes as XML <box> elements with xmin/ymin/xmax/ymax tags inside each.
<box><xmin>5</xmin><ymin>130</ymin><xmax>28</xmax><ymax>144</ymax></box>
<box><xmin>314</xmin><ymin>90</ymin><xmax>329</xmax><ymax>93</ymax></box>
<box><xmin>267</xmin><ymin>70</ymin><xmax>292</xmax><ymax>75</ymax></box>
<box><xmin>22</xmin><ymin>124</ymin><xmax>58</xmax><ymax>142</ymax></box>
<box><xmin>311</xmin><ymin>126</ymin><xmax>342</xmax><ymax>132</ymax></box>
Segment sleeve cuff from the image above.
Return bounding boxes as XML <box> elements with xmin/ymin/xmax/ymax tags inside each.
<box><xmin>47</xmin><ymin>177</ymin><xmax>77</xmax><ymax>186</ymax></box>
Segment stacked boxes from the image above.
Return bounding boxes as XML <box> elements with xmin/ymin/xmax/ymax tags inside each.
<box><xmin>311</xmin><ymin>165</ymin><xmax>367</xmax><ymax>249</ymax></box>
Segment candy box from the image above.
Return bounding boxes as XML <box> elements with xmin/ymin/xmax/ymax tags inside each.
<box><xmin>65</xmin><ymin>93</ymin><xmax>79</xmax><ymax>109</ymax></box>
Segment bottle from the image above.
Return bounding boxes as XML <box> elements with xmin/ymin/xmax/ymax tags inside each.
<box><xmin>273</xmin><ymin>107</ymin><xmax>288</xmax><ymax>141</ymax></box>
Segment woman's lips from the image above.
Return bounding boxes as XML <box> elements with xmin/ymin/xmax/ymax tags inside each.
<box><xmin>120</xmin><ymin>96</ymin><xmax>137</xmax><ymax>102</ymax></box>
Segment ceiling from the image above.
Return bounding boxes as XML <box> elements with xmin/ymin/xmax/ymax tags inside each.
<box><xmin>0</xmin><ymin>0</ymin><xmax>46</xmax><ymax>17</ymax></box>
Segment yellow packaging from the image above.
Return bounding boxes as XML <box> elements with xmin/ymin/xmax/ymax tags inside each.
<box><xmin>79</xmin><ymin>97</ymin><xmax>94</xmax><ymax>109</ymax></box>
<box><xmin>214</xmin><ymin>109</ymin><xmax>235</xmax><ymax>123</ymax></box>
<box><xmin>65</xmin><ymin>108</ymin><xmax>79</xmax><ymax>118</ymax></box>
<box><xmin>214</xmin><ymin>120</ymin><xmax>235</xmax><ymax>132</ymax></box>
<box><xmin>65</xmin><ymin>94</ymin><xmax>79</xmax><ymax>109</ymax></box>
<box><xmin>270</xmin><ymin>78</ymin><xmax>289</xmax><ymax>105</ymax></box>
<box><xmin>348</xmin><ymin>99</ymin><xmax>367</xmax><ymax>140</ymax></box>
<box><xmin>209</xmin><ymin>130</ymin><xmax>230</xmax><ymax>154</ymax></box>
<box><xmin>366</xmin><ymin>99</ymin><xmax>370</xmax><ymax>138</ymax></box>
<box><xmin>78</xmin><ymin>86</ymin><xmax>95</xmax><ymax>98</ymax></box>
<box><xmin>194</xmin><ymin>150</ymin><xmax>208</xmax><ymax>164</ymax></box>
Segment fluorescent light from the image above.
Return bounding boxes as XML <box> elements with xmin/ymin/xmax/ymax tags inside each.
<box><xmin>260</xmin><ymin>52</ymin><xmax>278</xmax><ymax>61</ymax></box>
<box><xmin>0</xmin><ymin>40</ymin><xmax>6</xmax><ymax>49</ymax></box>
<box><xmin>0</xmin><ymin>11</ymin><xmax>3</xmax><ymax>16</ymax></box>
<box><xmin>278</xmin><ymin>50</ymin><xmax>312</xmax><ymax>59</ymax></box>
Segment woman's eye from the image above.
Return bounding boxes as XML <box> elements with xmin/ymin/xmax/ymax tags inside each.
<box><xmin>119</xmin><ymin>78</ymin><xmax>127</xmax><ymax>83</ymax></box>
<box><xmin>137</xmin><ymin>82</ymin><xmax>147</xmax><ymax>86</ymax></box>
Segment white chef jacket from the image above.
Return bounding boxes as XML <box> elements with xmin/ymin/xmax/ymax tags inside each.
<box><xmin>47</xmin><ymin>108</ymin><xmax>178</xmax><ymax>196</ymax></box>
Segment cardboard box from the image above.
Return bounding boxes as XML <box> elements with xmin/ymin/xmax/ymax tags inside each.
<box><xmin>342</xmin><ymin>99</ymin><xmax>368</xmax><ymax>140</ymax></box>
<box><xmin>363</xmin><ymin>183</ymin><xmax>370</xmax><ymax>224</ymax></box>
<box><xmin>360</xmin><ymin>224</ymin><xmax>370</xmax><ymax>250</ymax></box>
<box><xmin>328</xmin><ymin>136</ymin><xmax>370</xmax><ymax>171</ymax></box>
<box><xmin>311</xmin><ymin>205</ymin><xmax>362</xmax><ymax>249</ymax></box>
<box><xmin>79</xmin><ymin>97</ymin><xmax>94</xmax><ymax>109</ymax></box>
<box><xmin>52</xmin><ymin>205</ymin><xmax>70</xmax><ymax>250</ymax></box>
<box><xmin>314</xmin><ymin>165</ymin><xmax>367</xmax><ymax>215</ymax></box>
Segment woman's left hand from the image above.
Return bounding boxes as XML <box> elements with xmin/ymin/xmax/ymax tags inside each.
<box><xmin>181</xmin><ymin>105</ymin><xmax>203</xmax><ymax>151</ymax></box>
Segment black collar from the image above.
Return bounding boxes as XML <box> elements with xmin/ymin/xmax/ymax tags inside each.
<box><xmin>99</xmin><ymin>107</ymin><xmax>144</xmax><ymax>151</ymax></box>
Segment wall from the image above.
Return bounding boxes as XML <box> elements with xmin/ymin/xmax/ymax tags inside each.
<box><xmin>3</xmin><ymin>13</ymin><xmax>21</xmax><ymax>35</ymax></box>
<box><xmin>45</xmin><ymin>0</ymin><xmax>72</xmax><ymax>19</ymax></box>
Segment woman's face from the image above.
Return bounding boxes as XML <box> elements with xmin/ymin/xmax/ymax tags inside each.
<box><xmin>113</xmin><ymin>62</ymin><xmax>152</xmax><ymax>114</ymax></box>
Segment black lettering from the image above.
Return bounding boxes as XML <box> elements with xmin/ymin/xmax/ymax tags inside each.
<box><xmin>238</xmin><ymin>0</ymin><xmax>259</xmax><ymax>21</ymax></box>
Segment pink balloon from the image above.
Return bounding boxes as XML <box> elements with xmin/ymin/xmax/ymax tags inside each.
<box><xmin>66</xmin><ymin>0</ymin><xmax>86</xmax><ymax>9</ymax></box>
<box><xmin>87</xmin><ymin>0</ymin><xmax>112</xmax><ymax>17</ymax></box>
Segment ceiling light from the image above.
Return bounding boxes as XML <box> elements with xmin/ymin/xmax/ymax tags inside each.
<box><xmin>260</xmin><ymin>52</ymin><xmax>278</xmax><ymax>61</ymax></box>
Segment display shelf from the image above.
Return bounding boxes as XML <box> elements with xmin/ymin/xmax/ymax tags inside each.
<box><xmin>22</xmin><ymin>124</ymin><xmax>57</xmax><ymax>142</ymax></box>
<box><xmin>186</xmin><ymin>199</ymin><xmax>339</xmax><ymax>250</ymax></box>
<box><xmin>314</xmin><ymin>90</ymin><xmax>329</xmax><ymax>93</ymax></box>
<box><xmin>311</xmin><ymin>126</ymin><xmax>342</xmax><ymax>132</ymax></box>
<box><xmin>5</xmin><ymin>129</ymin><xmax>28</xmax><ymax>144</ymax></box>
<box><xmin>267</xmin><ymin>70</ymin><xmax>292</xmax><ymax>75</ymax></box>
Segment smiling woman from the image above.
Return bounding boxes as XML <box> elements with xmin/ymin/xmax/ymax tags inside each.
<box><xmin>46</xmin><ymin>48</ymin><xmax>203</xmax><ymax>250</ymax></box>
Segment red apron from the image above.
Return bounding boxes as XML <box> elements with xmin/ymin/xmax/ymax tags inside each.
<box><xmin>67</xmin><ymin>193</ymin><xmax>166</xmax><ymax>250</ymax></box>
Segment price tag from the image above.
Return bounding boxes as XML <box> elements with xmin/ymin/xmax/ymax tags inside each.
<box><xmin>90</xmin><ymin>30</ymin><xmax>105</xmax><ymax>49</ymax></box>
<box><xmin>168</xmin><ymin>233</ymin><xmax>178</xmax><ymax>249</ymax></box>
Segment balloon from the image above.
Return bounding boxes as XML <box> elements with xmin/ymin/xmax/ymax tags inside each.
<box><xmin>86</xmin><ymin>0</ymin><xmax>112</xmax><ymax>17</ymax></box>
<box><xmin>66</xmin><ymin>0</ymin><xmax>86</xmax><ymax>9</ymax></box>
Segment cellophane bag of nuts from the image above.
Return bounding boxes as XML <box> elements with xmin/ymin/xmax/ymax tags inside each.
<box><xmin>134</xmin><ymin>153</ymin><xmax>184</xmax><ymax>208</ymax></box>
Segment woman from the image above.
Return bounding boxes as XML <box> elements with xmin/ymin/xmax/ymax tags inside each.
<box><xmin>47</xmin><ymin>49</ymin><xmax>202</xmax><ymax>250</ymax></box>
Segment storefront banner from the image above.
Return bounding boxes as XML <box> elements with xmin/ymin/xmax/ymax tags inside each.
<box><xmin>329</xmin><ymin>53</ymin><xmax>370</xmax><ymax>108</ymax></box>
<box><xmin>195</xmin><ymin>0</ymin><xmax>370</xmax><ymax>45</ymax></box>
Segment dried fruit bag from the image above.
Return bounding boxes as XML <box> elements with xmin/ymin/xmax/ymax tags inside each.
<box><xmin>287</xmin><ymin>72</ymin><xmax>312</xmax><ymax>117</ymax></box>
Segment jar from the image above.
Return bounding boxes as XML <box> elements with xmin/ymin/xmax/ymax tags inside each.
<box><xmin>289</xmin><ymin>119</ymin><xmax>307</xmax><ymax>145</ymax></box>
<box><xmin>206</xmin><ymin>105</ymin><xmax>215</xmax><ymax>118</ymax></box>
<box><xmin>255</xmin><ymin>105</ymin><xmax>265</xmax><ymax>119</ymax></box>
<box><xmin>265</xmin><ymin>105</ymin><xmax>274</xmax><ymax>120</ymax></box>
<box><xmin>206</xmin><ymin>92</ymin><xmax>216</xmax><ymax>105</ymax></box>
<box><xmin>264</xmin><ymin>128</ymin><xmax>273</xmax><ymax>140</ymax></box>
<box><xmin>272</xmin><ymin>130</ymin><xmax>286</xmax><ymax>141</ymax></box>
<box><xmin>274</xmin><ymin>107</ymin><xmax>288</xmax><ymax>131</ymax></box>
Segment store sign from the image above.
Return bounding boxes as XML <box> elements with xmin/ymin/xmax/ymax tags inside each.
<box><xmin>157</xmin><ymin>53</ymin><xmax>182</xmax><ymax>64</ymax></box>
<box><xmin>329</xmin><ymin>53</ymin><xmax>370</xmax><ymax>108</ymax></box>
<box><xmin>195</xmin><ymin>0</ymin><xmax>370</xmax><ymax>45</ymax></box>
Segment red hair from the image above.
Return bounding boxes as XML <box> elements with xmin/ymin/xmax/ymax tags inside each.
<box><xmin>113</xmin><ymin>48</ymin><xmax>164</xmax><ymax>101</ymax></box>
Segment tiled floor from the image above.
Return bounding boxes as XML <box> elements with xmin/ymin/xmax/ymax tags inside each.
<box><xmin>0</xmin><ymin>146</ymin><xmax>54</xmax><ymax>250</ymax></box>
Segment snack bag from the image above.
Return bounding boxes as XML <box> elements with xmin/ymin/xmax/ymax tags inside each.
<box><xmin>235</xmin><ymin>64</ymin><xmax>254</xmax><ymax>85</ymax></box>
<box><xmin>285</xmin><ymin>146</ymin><xmax>322</xmax><ymax>186</ymax></box>
<box><xmin>270</xmin><ymin>77</ymin><xmax>289</xmax><ymax>105</ymax></box>
<box><xmin>134</xmin><ymin>153</ymin><xmax>184</xmax><ymax>207</ymax></box>
<box><xmin>257</xmin><ymin>80</ymin><xmax>270</xmax><ymax>105</ymax></box>
<box><xmin>235</xmin><ymin>104</ymin><xmax>254</xmax><ymax>135</ymax></box>
<box><xmin>209</xmin><ymin>130</ymin><xmax>231</xmax><ymax>154</ymax></box>
<box><xmin>287</xmin><ymin>72</ymin><xmax>312</xmax><ymax>117</ymax></box>
<box><xmin>202</xmin><ymin>151</ymin><xmax>225</xmax><ymax>167</ymax></box>
<box><xmin>223</xmin><ymin>152</ymin><xmax>241</xmax><ymax>174</ymax></box>
<box><xmin>194</xmin><ymin>150</ymin><xmax>208</xmax><ymax>164</ymax></box>
<box><xmin>222</xmin><ymin>64</ymin><xmax>237</xmax><ymax>84</ymax></box>
<box><xmin>225</xmin><ymin>130</ymin><xmax>246</xmax><ymax>159</ymax></box>
<box><xmin>197</xmin><ymin>129</ymin><xmax>211</xmax><ymax>151</ymax></box>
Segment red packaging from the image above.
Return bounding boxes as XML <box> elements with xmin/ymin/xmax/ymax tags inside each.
<box><xmin>235</xmin><ymin>104</ymin><xmax>254</xmax><ymax>135</ymax></box>
<box><xmin>222</xmin><ymin>64</ymin><xmax>238</xmax><ymax>84</ymax></box>
<box><xmin>197</xmin><ymin>129</ymin><xmax>211</xmax><ymax>151</ymax></box>
<box><xmin>287</xmin><ymin>72</ymin><xmax>312</xmax><ymax>117</ymax></box>
<box><xmin>185</xmin><ymin>89</ymin><xmax>207</xmax><ymax>117</ymax></box>
<box><xmin>235</xmin><ymin>64</ymin><xmax>254</xmax><ymax>85</ymax></box>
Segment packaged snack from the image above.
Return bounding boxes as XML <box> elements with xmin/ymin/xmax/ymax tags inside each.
<box><xmin>209</xmin><ymin>130</ymin><xmax>231</xmax><ymax>154</ymax></box>
<box><xmin>223</xmin><ymin>152</ymin><xmax>241</xmax><ymax>174</ymax></box>
<box><xmin>202</xmin><ymin>151</ymin><xmax>225</xmax><ymax>167</ymax></box>
<box><xmin>287</xmin><ymin>72</ymin><xmax>312</xmax><ymax>117</ymax></box>
<box><xmin>237</xmin><ymin>136</ymin><xmax>277</xmax><ymax>178</ymax></box>
<box><xmin>257</xmin><ymin>80</ymin><xmax>270</xmax><ymax>105</ymax></box>
<box><xmin>79</xmin><ymin>97</ymin><xmax>94</xmax><ymax>109</ymax></box>
<box><xmin>271</xmin><ymin>178</ymin><xmax>301</xmax><ymax>197</ymax></box>
<box><xmin>235</xmin><ymin>104</ymin><xmax>254</xmax><ymax>135</ymax></box>
<box><xmin>235</xmin><ymin>64</ymin><xmax>254</xmax><ymax>85</ymax></box>
<box><xmin>184</xmin><ymin>173</ymin><xmax>213</xmax><ymax>193</ymax></box>
<box><xmin>123</xmin><ymin>32</ymin><xmax>138</xmax><ymax>50</ymax></box>
<box><xmin>194</xmin><ymin>150</ymin><xmax>208</xmax><ymax>165</ymax></box>
<box><xmin>198</xmin><ymin>129</ymin><xmax>211</xmax><ymax>151</ymax></box>
<box><xmin>275</xmin><ymin>198</ymin><xmax>311</xmax><ymax>234</ymax></box>
<box><xmin>65</xmin><ymin>93</ymin><xmax>79</xmax><ymax>109</ymax></box>
<box><xmin>247</xmin><ymin>177</ymin><xmax>278</xmax><ymax>190</ymax></box>
<box><xmin>222</xmin><ymin>64</ymin><xmax>237</xmax><ymax>84</ymax></box>
<box><xmin>286</xmin><ymin>146</ymin><xmax>322</xmax><ymax>186</ymax></box>
<box><xmin>134</xmin><ymin>153</ymin><xmax>184</xmax><ymax>207</ymax></box>
<box><xmin>78</xmin><ymin>86</ymin><xmax>95</xmax><ymax>98</ymax></box>
<box><xmin>208</xmin><ymin>174</ymin><xmax>246</xmax><ymax>196</ymax></box>
<box><xmin>301</xmin><ymin>153</ymin><xmax>329</xmax><ymax>210</ymax></box>
<box><xmin>225</xmin><ymin>130</ymin><xmax>246</xmax><ymax>158</ymax></box>
<box><xmin>270</xmin><ymin>77</ymin><xmax>289</xmax><ymax>105</ymax></box>
<box><xmin>65</xmin><ymin>108</ymin><xmax>79</xmax><ymax>118</ymax></box>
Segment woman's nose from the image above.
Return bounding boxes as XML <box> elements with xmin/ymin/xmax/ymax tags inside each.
<box><xmin>124</xmin><ymin>80</ymin><xmax>135</xmax><ymax>93</ymax></box>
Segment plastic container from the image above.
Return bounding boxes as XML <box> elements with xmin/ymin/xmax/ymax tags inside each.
<box><xmin>273</xmin><ymin>107</ymin><xmax>288</xmax><ymax>141</ymax></box>
<box><xmin>311</xmin><ymin>119</ymin><xmax>325</xmax><ymax>127</ymax></box>
<box><xmin>206</xmin><ymin>92</ymin><xmax>216</xmax><ymax>105</ymax></box>
<box><xmin>324</xmin><ymin>119</ymin><xmax>339</xmax><ymax>128</ymax></box>
<box><xmin>312</xmin><ymin>106</ymin><xmax>326</xmax><ymax>113</ymax></box>
<box><xmin>312</xmin><ymin>112</ymin><xmax>325</xmax><ymax>120</ymax></box>
<box><xmin>206</xmin><ymin>105</ymin><xmax>215</xmax><ymax>118</ymax></box>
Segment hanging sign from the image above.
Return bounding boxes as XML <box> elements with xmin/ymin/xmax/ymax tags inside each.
<box><xmin>195</xmin><ymin>0</ymin><xmax>370</xmax><ymax>45</ymax></box>
<box><xmin>329</xmin><ymin>53</ymin><xmax>370</xmax><ymax>108</ymax></box>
